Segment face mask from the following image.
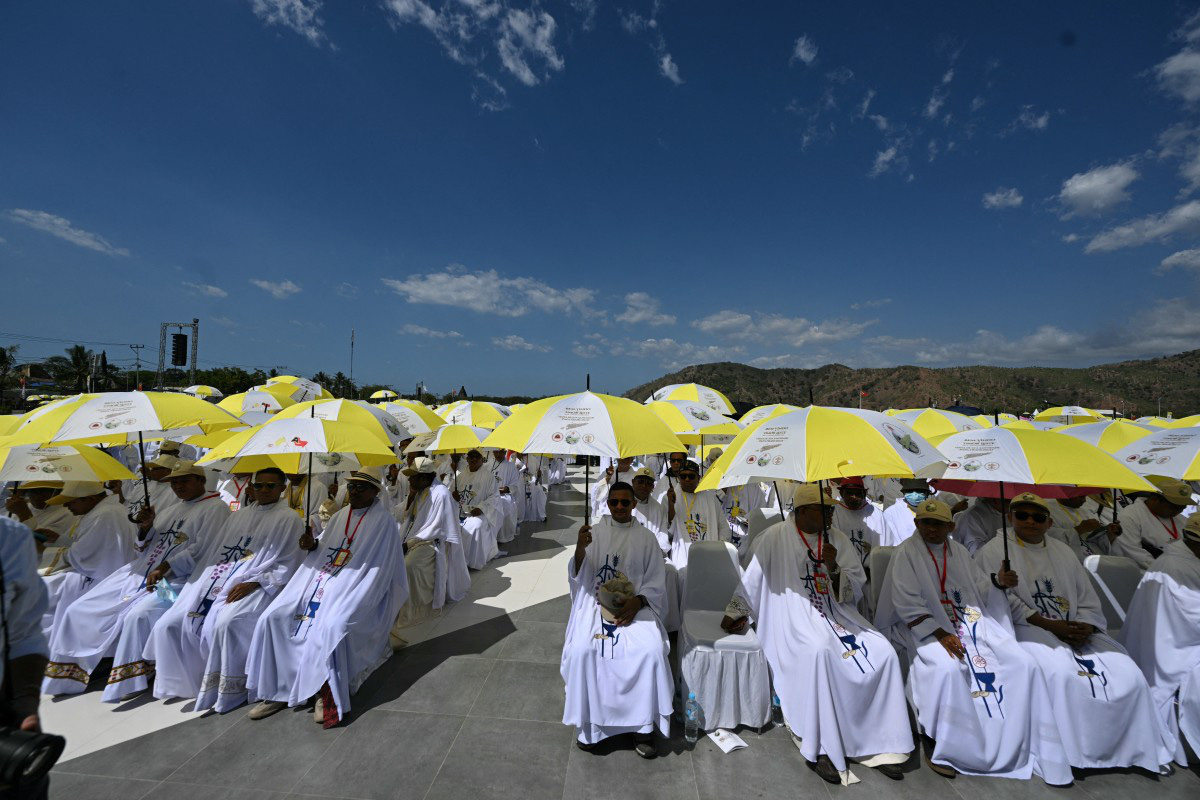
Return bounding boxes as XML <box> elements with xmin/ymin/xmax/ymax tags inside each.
<box><xmin>904</xmin><ymin>491</ymin><xmax>928</xmax><ymax>508</ymax></box>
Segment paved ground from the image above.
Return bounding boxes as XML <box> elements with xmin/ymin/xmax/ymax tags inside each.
<box><xmin>46</xmin><ymin>471</ymin><xmax>1200</xmax><ymax>799</ymax></box>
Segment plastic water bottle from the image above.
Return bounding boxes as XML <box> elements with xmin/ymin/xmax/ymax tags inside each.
<box><xmin>771</xmin><ymin>693</ymin><xmax>783</xmax><ymax>725</ymax></box>
<box><xmin>683</xmin><ymin>692</ymin><xmax>703</xmax><ymax>745</ymax></box>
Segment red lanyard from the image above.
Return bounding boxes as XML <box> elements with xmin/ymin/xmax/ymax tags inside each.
<box><xmin>794</xmin><ymin>516</ymin><xmax>823</xmax><ymax>562</ymax></box>
<box><xmin>343</xmin><ymin>507</ymin><xmax>367</xmax><ymax>546</ymax></box>
<box><xmin>1159</xmin><ymin>516</ymin><xmax>1180</xmax><ymax>541</ymax></box>
<box><xmin>232</xmin><ymin>477</ymin><xmax>249</xmax><ymax>498</ymax></box>
<box><xmin>926</xmin><ymin>541</ymin><xmax>949</xmax><ymax>596</ymax></box>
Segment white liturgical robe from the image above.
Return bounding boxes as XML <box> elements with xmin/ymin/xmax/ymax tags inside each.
<box><xmin>454</xmin><ymin>467</ymin><xmax>495</xmax><ymax>518</ymax></box>
<box><xmin>878</xmin><ymin>499</ymin><xmax>919</xmax><ymax>546</ymax></box>
<box><xmin>831</xmin><ymin>500</ymin><xmax>886</xmax><ymax>570</ymax></box>
<box><xmin>1112</xmin><ymin>498</ymin><xmax>1185</xmax><ymax>570</ymax></box>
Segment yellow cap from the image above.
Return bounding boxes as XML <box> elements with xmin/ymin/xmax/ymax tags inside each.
<box><xmin>166</xmin><ymin>460</ymin><xmax>206</xmax><ymax>480</ymax></box>
<box><xmin>17</xmin><ymin>480</ymin><xmax>63</xmax><ymax>491</ymax></box>
<box><xmin>632</xmin><ymin>467</ymin><xmax>656</xmax><ymax>480</ymax></box>
<box><xmin>45</xmin><ymin>481</ymin><xmax>106</xmax><ymax>505</ymax></box>
<box><xmin>913</xmin><ymin>499</ymin><xmax>953</xmax><ymax>523</ymax></box>
<box><xmin>1183</xmin><ymin>514</ymin><xmax>1200</xmax><ymax>542</ymax></box>
<box><xmin>1009</xmin><ymin>492</ymin><xmax>1051</xmax><ymax>514</ymax></box>
<box><xmin>1153</xmin><ymin>478</ymin><xmax>1195</xmax><ymax>507</ymax></box>
<box><xmin>792</xmin><ymin>483</ymin><xmax>833</xmax><ymax>508</ymax></box>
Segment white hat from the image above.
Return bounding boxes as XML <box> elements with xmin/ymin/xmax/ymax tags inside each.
<box><xmin>46</xmin><ymin>481</ymin><xmax>106</xmax><ymax>505</ymax></box>
<box><xmin>402</xmin><ymin>457</ymin><xmax>437</xmax><ymax>477</ymax></box>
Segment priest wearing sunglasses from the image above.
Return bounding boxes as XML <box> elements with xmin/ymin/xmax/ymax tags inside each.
<box><xmin>977</xmin><ymin>493</ymin><xmax>1175</xmax><ymax>773</ymax></box>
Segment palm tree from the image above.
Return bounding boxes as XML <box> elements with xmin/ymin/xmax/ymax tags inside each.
<box><xmin>0</xmin><ymin>344</ymin><xmax>19</xmax><ymax>411</ymax></box>
<box><xmin>46</xmin><ymin>345</ymin><xmax>94</xmax><ymax>393</ymax></box>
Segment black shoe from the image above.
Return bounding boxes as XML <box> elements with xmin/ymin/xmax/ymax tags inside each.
<box><xmin>575</xmin><ymin>740</ymin><xmax>595</xmax><ymax>752</ymax></box>
<box><xmin>808</xmin><ymin>755</ymin><xmax>841</xmax><ymax>785</ymax></box>
<box><xmin>922</xmin><ymin>737</ymin><xmax>956</xmax><ymax>778</ymax></box>
<box><xmin>633</xmin><ymin>734</ymin><xmax>656</xmax><ymax>759</ymax></box>
<box><xmin>876</xmin><ymin>762</ymin><xmax>904</xmax><ymax>780</ymax></box>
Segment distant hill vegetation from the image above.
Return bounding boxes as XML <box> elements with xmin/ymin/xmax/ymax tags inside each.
<box><xmin>624</xmin><ymin>349</ymin><xmax>1200</xmax><ymax>418</ymax></box>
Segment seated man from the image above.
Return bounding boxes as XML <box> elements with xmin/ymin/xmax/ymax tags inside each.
<box><xmin>392</xmin><ymin>458</ymin><xmax>464</xmax><ymax>633</ymax></box>
<box><xmin>876</xmin><ymin>498</ymin><xmax>1073</xmax><ymax>784</ymax></box>
<box><xmin>123</xmin><ymin>455</ymin><xmax>181</xmax><ymax>523</ymax></box>
<box><xmin>1120</xmin><ymin>514</ymin><xmax>1200</xmax><ymax>766</ymax></box>
<box><xmin>627</xmin><ymin>467</ymin><xmax>677</xmax><ymax>631</ymax></box>
<box><xmin>1049</xmin><ymin>493</ymin><xmax>1120</xmax><ymax>558</ymax></box>
<box><xmin>40</xmin><ymin>482</ymin><xmax>135</xmax><ymax>640</ymax></box>
<box><xmin>562</xmin><ymin>483</ymin><xmax>671</xmax><ymax>758</ymax></box>
<box><xmin>246</xmin><ymin>468</ymin><xmax>407</xmax><ymax>727</ymax></box>
<box><xmin>491</xmin><ymin>450</ymin><xmax>525</xmax><ymax>524</ymax></box>
<box><xmin>591</xmin><ymin>456</ymin><xmax>637</xmax><ymax>519</ymax></box>
<box><xmin>454</xmin><ymin>449</ymin><xmax>496</xmax><ymax>520</ymax></box>
<box><xmin>5</xmin><ymin>480</ymin><xmax>73</xmax><ymax>560</ymax></box>
<box><xmin>147</xmin><ymin>468</ymin><xmax>304</xmax><ymax>707</ymax></box>
<box><xmin>951</xmin><ymin>496</ymin><xmax>1008</xmax><ymax>556</ymax></box>
<box><xmin>977</xmin><ymin>494</ymin><xmax>1176</xmax><ymax>772</ymax></box>
<box><xmin>723</xmin><ymin>483</ymin><xmax>912</xmax><ymax>785</ymax></box>
<box><xmin>878</xmin><ymin>478</ymin><xmax>934</xmax><ymax>546</ymax></box>
<box><xmin>1111</xmin><ymin>480</ymin><xmax>1194</xmax><ymax>569</ymax></box>
<box><xmin>831</xmin><ymin>477</ymin><xmax>886</xmax><ymax>570</ymax></box>
<box><xmin>43</xmin><ymin>461</ymin><xmax>229</xmax><ymax>697</ymax></box>
<box><xmin>666</xmin><ymin>460</ymin><xmax>732</xmax><ymax>574</ymax></box>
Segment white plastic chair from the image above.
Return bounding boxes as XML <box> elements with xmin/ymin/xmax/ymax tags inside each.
<box><xmin>866</xmin><ymin>545</ymin><xmax>895</xmax><ymax>617</ymax></box>
<box><xmin>679</xmin><ymin>541</ymin><xmax>771</xmax><ymax>731</ymax></box>
<box><xmin>740</xmin><ymin>508</ymin><xmax>782</xmax><ymax>567</ymax></box>
<box><xmin>1083</xmin><ymin>554</ymin><xmax>1142</xmax><ymax>636</ymax></box>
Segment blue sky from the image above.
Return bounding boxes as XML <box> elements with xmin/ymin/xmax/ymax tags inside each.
<box><xmin>4</xmin><ymin>1</ymin><xmax>1200</xmax><ymax>396</ymax></box>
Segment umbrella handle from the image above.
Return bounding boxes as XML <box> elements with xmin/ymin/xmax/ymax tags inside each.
<box><xmin>138</xmin><ymin>431</ymin><xmax>151</xmax><ymax>512</ymax></box>
<box><xmin>999</xmin><ymin>480</ymin><xmax>1010</xmax><ymax>574</ymax></box>
<box><xmin>584</xmin><ymin>459</ymin><xmax>591</xmax><ymax>526</ymax></box>
<box><xmin>304</xmin><ymin>406</ymin><xmax>314</xmax><ymax>537</ymax></box>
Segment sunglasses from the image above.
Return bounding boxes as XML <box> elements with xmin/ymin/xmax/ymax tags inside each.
<box><xmin>346</xmin><ymin>483</ymin><xmax>373</xmax><ymax>492</ymax></box>
<box><xmin>608</xmin><ymin>498</ymin><xmax>633</xmax><ymax>507</ymax></box>
<box><xmin>1013</xmin><ymin>510</ymin><xmax>1048</xmax><ymax>523</ymax></box>
<box><xmin>251</xmin><ymin>482</ymin><xmax>280</xmax><ymax>489</ymax></box>
<box><xmin>804</xmin><ymin>505</ymin><xmax>835</xmax><ymax>515</ymax></box>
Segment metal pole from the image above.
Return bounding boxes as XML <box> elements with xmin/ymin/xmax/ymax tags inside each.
<box><xmin>189</xmin><ymin>318</ymin><xmax>199</xmax><ymax>386</ymax></box>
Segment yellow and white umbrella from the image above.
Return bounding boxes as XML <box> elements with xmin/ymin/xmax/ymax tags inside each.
<box><xmin>1135</xmin><ymin>416</ymin><xmax>1176</xmax><ymax>428</ymax></box>
<box><xmin>0</xmin><ymin>415</ymin><xmax>22</xmax><ymax>437</ymax></box>
<box><xmin>1111</xmin><ymin>427</ymin><xmax>1200</xmax><ymax>480</ymax></box>
<box><xmin>435</xmin><ymin>400</ymin><xmax>467</xmax><ymax>417</ymax></box>
<box><xmin>274</xmin><ymin>399</ymin><xmax>411</xmax><ymax>445</ymax></box>
<box><xmin>376</xmin><ymin>401</ymin><xmax>446</xmax><ymax>436</ymax></box>
<box><xmin>893</xmin><ymin>408</ymin><xmax>987</xmax><ymax>439</ymax></box>
<box><xmin>739</xmin><ymin>404</ymin><xmax>799</xmax><ymax>426</ymax></box>
<box><xmin>0</xmin><ymin>444</ymin><xmax>135</xmax><ymax>483</ymax></box>
<box><xmin>1166</xmin><ymin>414</ymin><xmax>1200</xmax><ymax>428</ymax></box>
<box><xmin>218</xmin><ymin>391</ymin><xmax>291</xmax><ymax>415</ymax></box>
<box><xmin>1034</xmin><ymin>405</ymin><xmax>1102</xmax><ymax>425</ymax></box>
<box><xmin>403</xmin><ymin>425</ymin><xmax>492</xmax><ymax>455</ymax></box>
<box><xmin>697</xmin><ymin>406</ymin><xmax>944</xmax><ymax>492</ymax></box>
<box><xmin>645</xmin><ymin>400</ymin><xmax>742</xmax><ymax>446</ymax></box>
<box><xmin>1054</xmin><ymin>419</ymin><xmax>1158</xmax><ymax>454</ymax></box>
<box><xmin>254</xmin><ymin>379</ymin><xmax>332</xmax><ymax>404</ymax></box>
<box><xmin>1001</xmin><ymin>419</ymin><xmax>1063</xmax><ymax>432</ymax></box>
<box><xmin>183</xmin><ymin>385</ymin><xmax>223</xmax><ymax>399</ymax></box>
<box><xmin>196</xmin><ymin>417</ymin><xmax>398</xmax><ymax>474</ymax></box>
<box><xmin>644</xmin><ymin>383</ymin><xmax>735</xmax><ymax>415</ymax></box>
<box><xmin>442</xmin><ymin>401</ymin><xmax>510</xmax><ymax>430</ymax></box>
<box><xmin>973</xmin><ymin>413</ymin><xmax>1013</xmax><ymax>426</ymax></box>
<box><xmin>370</xmin><ymin>389</ymin><xmax>398</xmax><ymax>400</ymax></box>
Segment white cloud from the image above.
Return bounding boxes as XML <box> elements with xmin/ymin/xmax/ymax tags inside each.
<box><xmin>1057</xmin><ymin>163</ymin><xmax>1139</xmax><ymax>218</ymax></box>
<box><xmin>1006</xmin><ymin>105</ymin><xmax>1050</xmax><ymax>133</ymax></box>
<box><xmin>869</xmin><ymin>143</ymin><xmax>903</xmax><ymax>178</ymax></box>
<box><xmin>492</xmin><ymin>334</ymin><xmax>551</xmax><ymax>352</ymax></box>
<box><xmin>569</xmin><ymin>333</ymin><xmax>743</xmax><ymax>368</ymax></box>
<box><xmin>867</xmin><ymin>114</ymin><xmax>889</xmax><ymax>132</ymax></box>
<box><xmin>924</xmin><ymin>88</ymin><xmax>948</xmax><ymax>120</ymax></box>
<box><xmin>335</xmin><ymin>282</ymin><xmax>358</xmax><ymax>299</ymax></box>
<box><xmin>1158</xmin><ymin>248</ymin><xmax>1200</xmax><ymax>273</ymax></box>
<box><xmin>400</xmin><ymin>323</ymin><xmax>463</xmax><ymax>338</ymax></box>
<box><xmin>183</xmin><ymin>281</ymin><xmax>228</xmax><ymax>298</ymax></box>
<box><xmin>982</xmin><ymin>187</ymin><xmax>1024</xmax><ymax>210</ymax></box>
<box><xmin>210</xmin><ymin>316</ymin><xmax>241</xmax><ymax>328</ymax></box>
<box><xmin>249</xmin><ymin>0</ymin><xmax>325</xmax><ymax>46</ymax></box>
<box><xmin>658</xmin><ymin>52</ymin><xmax>683</xmax><ymax>85</ymax></box>
<box><xmin>790</xmin><ymin>35</ymin><xmax>818</xmax><ymax>66</ymax></box>
<box><xmin>382</xmin><ymin>265</ymin><xmax>595</xmax><ymax>317</ymax></box>
<box><xmin>854</xmin><ymin>89</ymin><xmax>875</xmax><ymax>119</ymax></box>
<box><xmin>1157</xmin><ymin>49</ymin><xmax>1200</xmax><ymax>104</ymax></box>
<box><xmin>1085</xmin><ymin>199</ymin><xmax>1200</xmax><ymax>253</ymax></box>
<box><xmin>615</xmin><ymin>292</ymin><xmax>676</xmax><ymax>326</ymax></box>
<box><xmin>693</xmin><ymin>310</ymin><xmax>874</xmax><ymax>348</ymax></box>
<box><xmin>1157</xmin><ymin>123</ymin><xmax>1200</xmax><ymax>196</ymax></box>
<box><xmin>850</xmin><ymin>298</ymin><xmax>892</xmax><ymax>310</ymax></box>
<box><xmin>6</xmin><ymin>209</ymin><xmax>129</xmax><ymax>256</ymax></box>
<box><xmin>250</xmin><ymin>278</ymin><xmax>302</xmax><ymax>298</ymax></box>
<box><xmin>496</xmin><ymin>8</ymin><xmax>563</xmax><ymax>86</ymax></box>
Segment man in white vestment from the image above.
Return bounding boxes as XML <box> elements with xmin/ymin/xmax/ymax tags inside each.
<box><xmin>515</xmin><ymin>452</ymin><xmax>548</xmax><ymax>522</ymax></box>
<box><xmin>147</xmin><ymin>468</ymin><xmax>304</xmax><ymax>706</ymax></box>
<box><xmin>40</xmin><ymin>483</ymin><xmax>135</xmax><ymax>640</ymax></box>
<box><xmin>454</xmin><ymin>449</ymin><xmax>495</xmax><ymax>520</ymax></box>
<box><xmin>1049</xmin><ymin>495</ymin><xmax>1118</xmax><ymax>558</ymax></box>
<box><xmin>719</xmin><ymin>479</ymin><xmax>768</xmax><ymax>552</ymax></box>
<box><xmin>666</xmin><ymin>460</ymin><xmax>731</xmax><ymax>574</ymax></box>
<box><xmin>392</xmin><ymin>458</ymin><xmax>465</xmax><ymax>635</ymax></box>
<box><xmin>878</xmin><ymin>478</ymin><xmax>934</xmax><ymax>546</ymax></box>
<box><xmin>490</xmin><ymin>450</ymin><xmax>525</xmax><ymax>523</ymax></box>
<box><xmin>102</xmin><ymin>462</ymin><xmax>233</xmax><ymax>701</ymax></box>
<box><xmin>43</xmin><ymin>461</ymin><xmax>229</xmax><ymax>697</ymax></box>
<box><xmin>591</xmin><ymin>457</ymin><xmax>637</xmax><ymax>519</ymax></box>
<box><xmin>976</xmin><ymin>493</ymin><xmax>1174</xmax><ymax>772</ymax></box>
<box><xmin>561</xmin><ymin>482</ymin><xmax>672</xmax><ymax>758</ymax></box>
<box><xmin>245</xmin><ymin>468</ymin><xmax>406</xmax><ymax>727</ymax></box>
<box><xmin>951</xmin><ymin>497</ymin><xmax>1008</xmax><ymax>555</ymax></box>
<box><xmin>621</xmin><ymin>468</ymin><xmax>678</xmax><ymax>631</ymax></box>
<box><xmin>5</xmin><ymin>481</ymin><xmax>72</xmax><ymax>559</ymax></box>
<box><xmin>651</xmin><ymin>452</ymin><xmax>688</xmax><ymax>503</ymax></box>
<box><xmin>1120</xmin><ymin>516</ymin><xmax>1200</xmax><ymax>765</ymax></box>
<box><xmin>284</xmin><ymin>471</ymin><xmax>328</xmax><ymax>526</ymax></box>
<box><xmin>123</xmin><ymin>455</ymin><xmax>180</xmax><ymax>523</ymax></box>
<box><xmin>830</xmin><ymin>477</ymin><xmax>886</xmax><ymax>570</ymax></box>
<box><xmin>216</xmin><ymin>472</ymin><xmax>254</xmax><ymax>511</ymax></box>
<box><xmin>1110</xmin><ymin>480</ymin><xmax>1194</xmax><ymax>569</ymax></box>
<box><xmin>875</xmin><ymin>499</ymin><xmax>1073</xmax><ymax>784</ymax></box>
<box><xmin>722</xmin><ymin>483</ymin><xmax>913</xmax><ymax>785</ymax></box>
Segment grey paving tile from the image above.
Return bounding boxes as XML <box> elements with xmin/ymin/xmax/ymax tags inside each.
<box><xmin>1072</xmin><ymin>765</ymin><xmax>1200</xmax><ymax>800</ymax></box>
<box><xmin>516</xmin><ymin>593</ymin><xmax>571</xmax><ymax>623</ymax></box>
<box><xmin>691</xmin><ymin>730</ymin><xmax>823</xmax><ymax>800</ymax></box>
<box><xmin>470</xmin><ymin>659</ymin><xmax>565</xmax><ymax>723</ymax></box>
<box><xmin>423</xmin><ymin>717</ymin><xmax>571</xmax><ymax>800</ymax></box>
<box><xmin>52</xmin><ymin>707</ymin><xmax>246</xmax><ymax>781</ymax></box>
<box><xmin>405</xmin><ymin>614</ymin><xmax>516</xmax><ymax>659</ymax></box>
<box><xmin>565</xmin><ymin>731</ymin><xmax>699</xmax><ymax>800</ymax></box>
<box><xmin>362</xmin><ymin>654</ymin><xmax>494</xmax><ymax>715</ymax></box>
<box><xmin>496</xmin><ymin>619</ymin><xmax>565</xmax><ymax>663</ymax></box>
<box><xmin>293</xmin><ymin>710</ymin><xmax>463</xmax><ymax>799</ymax></box>
<box><xmin>949</xmin><ymin>770</ymin><xmax>1091</xmax><ymax>800</ymax></box>
<box><xmin>166</xmin><ymin>706</ymin><xmax>343</xmax><ymax>792</ymax></box>
<box><xmin>145</xmin><ymin>783</ymin><xmax>291</xmax><ymax>799</ymax></box>
<box><xmin>49</xmin><ymin>772</ymin><xmax>158</xmax><ymax>800</ymax></box>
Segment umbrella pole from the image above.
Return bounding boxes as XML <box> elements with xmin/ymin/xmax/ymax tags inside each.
<box><xmin>585</xmin><ymin>459</ymin><xmax>591</xmax><ymax>527</ymax></box>
<box><xmin>999</xmin><ymin>480</ymin><xmax>1009</xmax><ymax>572</ymax></box>
<box><xmin>773</xmin><ymin>481</ymin><xmax>785</xmax><ymax>517</ymax></box>
<box><xmin>1108</xmin><ymin>410</ymin><xmax>1120</xmax><ymax>528</ymax></box>
<box><xmin>304</xmin><ymin>406</ymin><xmax>314</xmax><ymax>538</ymax></box>
<box><xmin>819</xmin><ymin>479</ymin><xmax>829</xmax><ymax>545</ymax></box>
<box><xmin>137</xmin><ymin>431</ymin><xmax>151</xmax><ymax>511</ymax></box>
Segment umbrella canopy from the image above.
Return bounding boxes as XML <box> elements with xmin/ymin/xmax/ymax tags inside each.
<box><xmin>376</xmin><ymin>401</ymin><xmax>446</xmax><ymax>435</ymax></box>
<box><xmin>697</xmin><ymin>406</ymin><xmax>945</xmax><ymax>492</ymax></box>
<box><xmin>196</xmin><ymin>417</ymin><xmax>398</xmax><ymax>474</ymax></box>
<box><xmin>253</xmin><ymin>380</ymin><xmax>332</xmax><ymax>404</ymax></box>
<box><xmin>435</xmin><ymin>400</ymin><xmax>468</xmax><ymax>417</ymax></box>
<box><xmin>930</xmin><ymin>427</ymin><xmax>1156</xmax><ymax>492</ymax></box>
<box><xmin>1135</xmin><ymin>416</ymin><xmax>1176</xmax><ymax>428</ymax></box>
<box><xmin>645</xmin><ymin>400</ymin><xmax>742</xmax><ymax>445</ymax></box>
<box><xmin>644</xmin><ymin>383</ymin><xmax>735</xmax><ymax>415</ymax></box>
<box><xmin>1034</xmin><ymin>406</ymin><xmax>1102</xmax><ymax>425</ymax></box>
<box><xmin>893</xmin><ymin>408</ymin><xmax>987</xmax><ymax>439</ymax></box>
<box><xmin>183</xmin><ymin>385</ymin><xmax>223</xmax><ymax>399</ymax></box>
<box><xmin>1111</xmin><ymin>427</ymin><xmax>1200</xmax><ymax>480</ymax></box>
<box><xmin>483</xmin><ymin>391</ymin><xmax>685</xmax><ymax>458</ymax></box>
<box><xmin>2</xmin><ymin>391</ymin><xmax>243</xmax><ymax>447</ymax></box>
<box><xmin>0</xmin><ymin>444</ymin><xmax>135</xmax><ymax>483</ymax></box>
<box><xmin>738</xmin><ymin>404</ymin><xmax>800</xmax><ymax>426</ymax></box>
<box><xmin>218</xmin><ymin>390</ymin><xmax>291</xmax><ymax>415</ymax></box>
<box><xmin>1000</xmin><ymin>419</ymin><xmax>1064</xmax><ymax>432</ymax></box>
<box><xmin>1054</xmin><ymin>419</ymin><xmax>1158</xmax><ymax>453</ymax></box>
<box><xmin>442</xmin><ymin>401</ymin><xmax>511</xmax><ymax>430</ymax></box>
<box><xmin>1165</xmin><ymin>414</ymin><xmax>1200</xmax><ymax>428</ymax></box>
<box><xmin>264</xmin><ymin>375</ymin><xmax>332</xmax><ymax>402</ymax></box>
<box><xmin>404</xmin><ymin>424</ymin><xmax>492</xmax><ymax>455</ymax></box>
<box><xmin>370</xmin><ymin>389</ymin><xmax>398</xmax><ymax>400</ymax></box>
<box><xmin>973</xmin><ymin>413</ymin><xmax>1014</xmax><ymax>426</ymax></box>
<box><xmin>274</xmin><ymin>399</ymin><xmax>411</xmax><ymax>446</ymax></box>
<box><xmin>0</xmin><ymin>415</ymin><xmax>21</xmax><ymax>437</ymax></box>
